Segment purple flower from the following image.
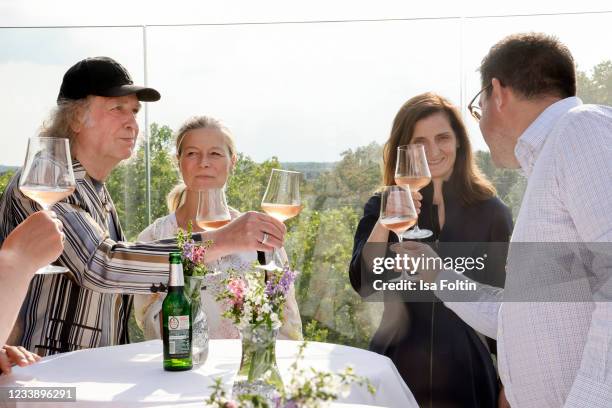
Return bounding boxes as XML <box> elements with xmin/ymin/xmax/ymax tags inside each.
<box><xmin>279</xmin><ymin>268</ymin><xmax>296</xmax><ymax>292</ymax></box>
<box><xmin>182</xmin><ymin>241</ymin><xmax>195</xmax><ymax>260</ymax></box>
<box><xmin>265</xmin><ymin>267</ymin><xmax>297</xmax><ymax>297</ymax></box>
<box><xmin>281</xmin><ymin>399</ymin><xmax>299</xmax><ymax>408</ymax></box>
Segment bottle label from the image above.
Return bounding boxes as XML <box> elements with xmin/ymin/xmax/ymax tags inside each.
<box><xmin>168</xmin><ymin>315</ymin><xmax>190</xmax><ymax>356</ymax></box>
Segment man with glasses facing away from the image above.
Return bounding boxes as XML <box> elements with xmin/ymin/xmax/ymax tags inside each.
<box><xmin>410</xmin><ymin>32</ymin><xmax>612</xmax><ymax>407</ymax></box>
<box><xmin>0</xmin><ymin>57</ymin><xmax>286</xmax><ymax>356</ymax></box>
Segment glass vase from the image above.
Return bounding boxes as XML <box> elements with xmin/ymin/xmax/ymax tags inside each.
<box><xmin>184</xmin><ymin>276</ymin><xmax>209</xmax><ymax>366</ymax></box>
<box><xmin>232</xmin><ymin>324</ymin><xmax>284</xmax><ymax>401</ymax></box>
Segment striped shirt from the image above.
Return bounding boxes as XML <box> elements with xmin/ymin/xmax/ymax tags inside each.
<box><xmin>0</xmin><ymin>160</ymin><xmax>184</xmax><ymax>356</ymax></box>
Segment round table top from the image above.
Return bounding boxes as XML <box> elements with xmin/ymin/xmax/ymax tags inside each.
<box><xmin>0</xmin><ymin>339</ymin><xmax>417</xmax><ymax>408</ymax></box>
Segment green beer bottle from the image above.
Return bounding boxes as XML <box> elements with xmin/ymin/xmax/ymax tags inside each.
<box><xmin>162</xmin><ymin>252</ymin><xmax>193</xmax><ymax>371</ymax></box>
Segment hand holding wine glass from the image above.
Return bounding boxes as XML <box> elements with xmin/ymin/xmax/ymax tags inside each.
<box><xmin>1</xmin><ymin>211</ymin><xmax>64</xmax><ymax>273</ymax></box>
<box><xmin>259</xmin><ymin>169</ymin><xmax>302</xmax><ymax>270</ymax></box>
<box><xmin>18</xmin><ymin>137</ymin><xmax>76</xmax><ymax>274</ymax></box>
<box><xmin>394</xmin><ymin>144</ymin><xmax>432</xmax><ymax>239</ymax></box>
<box><xmin>379</xmin><ymin>185</ymin><xmax>418</xmax><ymax>281</ymax></box>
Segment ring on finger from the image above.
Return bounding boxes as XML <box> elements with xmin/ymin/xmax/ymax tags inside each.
<box><xmin>261</xmin><ymin>232</ymin><xmax>269</xmax><ymax>245</ymax></box>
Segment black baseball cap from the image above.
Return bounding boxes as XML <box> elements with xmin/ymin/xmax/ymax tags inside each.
<box><xmin>57</xmin><ymin>56</ymin><xmax>161</xmax><ymax>104</ymax></box>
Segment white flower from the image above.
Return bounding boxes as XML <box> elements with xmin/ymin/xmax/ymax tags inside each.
<box><xmin>270</xmin><ymin>312</ymin><xmax>281</xmax><ymax>330</ymax></box>
<box><xmin>340</xmin><ymin>382</ymin><xmax>351</xmax><ymax>398</ymax></box>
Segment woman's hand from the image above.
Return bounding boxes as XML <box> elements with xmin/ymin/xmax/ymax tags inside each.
<box><xmin>204</xmin><ymin>211</ymin><xmax>286</xmax><ymax>256</ymax></box>
<box><xmin>0</xmin><ymin>345</ymin><xmax>41</xmax><ymax>375</ymax></box>
<box><xmin>2</xmin><ymin>211</ymin><xmax>64</xmax><ymax>272</ymax></box>
<box><xmin>392</xmin><ymin>240</ymin><xmax>443</xmax><ymax>283</ymax></box>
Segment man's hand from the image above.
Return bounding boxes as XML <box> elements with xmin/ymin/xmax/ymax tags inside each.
<box><xmin>499</xmin><ymin>385</ymin><xmax>512</xmax><ymax>408</ymax></box>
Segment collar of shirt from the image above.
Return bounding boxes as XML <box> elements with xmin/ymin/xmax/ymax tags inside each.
<box><xmin>72</xmin><ymin>159</ymin><xmax>112</xmax><ymax>212</ymax></box>
<box><xmin>72</xmin><ymin>159</ymin><xmax>86</xmax><ymax>179</ymax></box>
<box><xmin>514</xmin><ymin>96</ymin><xmax>582</xmax><ymax>177</ymax></box>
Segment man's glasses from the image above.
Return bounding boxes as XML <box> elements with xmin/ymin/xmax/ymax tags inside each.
<box><xmin>468</xmin><ymin>84</ymin><xmax>492</xmax><ymax>122</ymax></box>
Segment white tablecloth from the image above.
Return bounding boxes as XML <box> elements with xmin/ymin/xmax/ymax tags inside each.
<box><xmin>0</xmin><ymin>340</ymin><xmax>416</xmax><ymax>408</ymax></box>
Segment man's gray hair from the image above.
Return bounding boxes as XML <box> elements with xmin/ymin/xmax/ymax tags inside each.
<box><xmin>40</xmin><ymin>97</ymin><xmax>92</xmax><ymax>151</ymax></box>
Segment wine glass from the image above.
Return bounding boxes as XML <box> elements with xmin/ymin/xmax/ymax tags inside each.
<box><xmin>394</xmin><ymin>144</ymin><xmax>433</xmax><ymax>240</ymax></box>
<box><xmin>379</xmin><ymin>185</ymin><xmax>418</xmax><ymax>281</ymax></box>
<box><xmin>196</xmin><ymin>188</ymin><xmax>231</xmax><ymax>231</ymax></box>
<box><xmin>19</xmin><ymin>137</ymin><xmax>76</xmax><ymax>274</ymax></box>
<box><xmin>259</xmin><ymin>169</ymin><xmax>302</xmax><ymax>270</ymax></box>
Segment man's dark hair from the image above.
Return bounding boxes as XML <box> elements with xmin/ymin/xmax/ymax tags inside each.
<box><xmin>480</xmin><ymin>32</ymin><xmax>576</xmax><ymax>99</ymax></box>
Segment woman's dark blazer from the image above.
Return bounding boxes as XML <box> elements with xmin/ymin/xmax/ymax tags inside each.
<box><xmin>349</xmin><ymin>180</ymin><xmax>513</xmax><ymax>408</ymax></box>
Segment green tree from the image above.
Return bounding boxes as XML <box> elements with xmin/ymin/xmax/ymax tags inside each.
<box><xmin>226</xmin><ymin>153</ymin><xmax>280</xmax><ymax>213</ymax></box>
<box><xmin>307</xmin><ymin>142</ymin><xmax>382</xmax><ymax>211</ymax></box>
<box><xmin>475</xmin><ymin>150</ymin><xmax>525</xmax><ymax>219</ymax></box>
<box><xmin>0</xmin><ymin>170</ymin><xmax>16</xmax><ymax>195</ymax></box>
<box><xmin>286</xmin><ymin>206</ymin><xmax>381</xmax><ymax>347</ymax></box>
<box><xmin>577</xmin><ymin>60</ymin><xmax>612</xmax><ymax>105</ymax></box>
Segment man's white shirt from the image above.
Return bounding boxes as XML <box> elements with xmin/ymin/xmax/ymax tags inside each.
<box><xmin>440</xmin><ymin>97</ymin><xmax>612</xmax><ymax>407</ymax></box>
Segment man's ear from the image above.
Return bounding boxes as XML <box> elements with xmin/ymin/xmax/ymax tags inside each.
<box><xmin>70</xmin><ymin>105</ymin><xmax>88</xmax><ymax>133</ymax></box>
<box><xmin>490</xmin><ymin>78</ymin><xmax>509</xmax><ymax>113</ymax></box>
<box><xmin>70</xmin><ymin>117</ymin><xmax>82</xmax><ymax>133</ymax></box>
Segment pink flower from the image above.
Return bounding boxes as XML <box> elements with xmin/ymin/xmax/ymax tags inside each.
<box><xmin>190</xmin><ymin>245</ymin><xmax>206</xmax><ymax>265</ymax></box>
<box><xmin>227</xmin><ymin>278</ymin><xmax>246</xmax><ymax>305</ymax></box>
<box><xmin>181</xmin><ymin>241</ymin><xmax>207</xmax><ymax>268</ymax></box>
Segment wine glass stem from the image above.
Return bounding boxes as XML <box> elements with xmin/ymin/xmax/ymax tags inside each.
<box><xmin>270</xmin><ymin>247</ymin><xmax>289</xmax><ymax>269</ymax></box>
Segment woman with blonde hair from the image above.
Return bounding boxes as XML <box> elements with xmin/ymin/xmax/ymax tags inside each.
<box><xmin>350</xmin><ymin>93</ymin><xmax>512</xmax><ymax>407</ymax></box>
<box><xmin>135</xmin><ymin>116</ymin><xmax>302</xmax><ymax>340</ymax></box>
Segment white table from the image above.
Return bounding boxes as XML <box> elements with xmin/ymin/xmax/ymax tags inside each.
<box><xmin>0</xmin><ymin>340</ymin><xmax>417</xmax><ymax>408</ymax></box>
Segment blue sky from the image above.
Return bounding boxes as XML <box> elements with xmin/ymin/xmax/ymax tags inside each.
<box><xmin>1</xmin><ymin>1</ymin><xmax>611</xmax><ymax>165</ymax></box>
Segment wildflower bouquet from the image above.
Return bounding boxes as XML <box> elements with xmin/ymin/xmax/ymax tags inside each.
<box><xmin>176</xmin><ymin>221</ymin><xmax>211</xmax><ymax>279</ymax></box>
<box><xmin>218</xmin><ymin>267</ymin><xmax>297</xmax><ymax>331</ymax></box>
<box><xmin>217</xmin><ymin>267</ymin><xmax>297</xmax><ymax>398</ymax></box>
<box><xmin>204</xmin><ymin>342</ymin><xmax>376</xmax><ymax>408</ymax></box>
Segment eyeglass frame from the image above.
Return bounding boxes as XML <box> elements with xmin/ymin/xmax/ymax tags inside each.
<box><xmin>467</xmin><ymin>83</ymin><xmax>492</xmax><ymax>122</ymax></box>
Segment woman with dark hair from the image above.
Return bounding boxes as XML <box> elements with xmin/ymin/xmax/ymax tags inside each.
<box><xmin>349</xmin><ymin>92</ymin><xmax>512</xmax><ymax>407</ymax></box>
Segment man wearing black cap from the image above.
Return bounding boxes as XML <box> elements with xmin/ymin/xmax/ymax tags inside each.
<box><xmin>53</xmin><ymin>56</ymin><xmax>161</xmax><ymax>183</ymax></box>
<box><xmin>0</xmin><ymin>57</ymin><xmax>286</xmax><ymax>356</ymax></box>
